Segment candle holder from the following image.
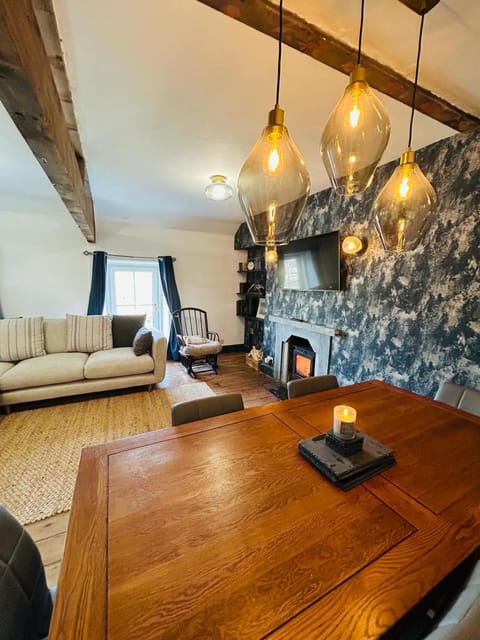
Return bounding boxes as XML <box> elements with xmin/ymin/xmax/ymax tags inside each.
<box><xmin>325</xmin><ymin>429</ymin><xmax>364</xmax><ymax>456</ymax></box>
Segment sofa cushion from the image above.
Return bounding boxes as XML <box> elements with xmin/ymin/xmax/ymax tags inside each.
<box><xmin>0</xmin><ymin>353</ymin><xmax>88</xmax><ymax>391</ymax></box>
<box><xmin>66</xmin><ymin>314</ymin><xmax>113</xmax><ymax>353</ymax></box>
<box><xmin>84</xmin><ymin>347</ymin><xmax>154</xmax><ymax>379</ymax></box>
<box><xmin>133</xmin><ymin>327</ymin><xmax>153</xmax><ymax>356</ymax></box>
<box><xmin>44</xmin><ymin>319</ymin><xmax>68</xmax><ymax>354</ymax></box>
<box><xmin>112</xmin><ymin>314</ymin><xmax>146</xmax><ymax>347</ymax></box>
<box><xmin>0</xmin><ymin>362</ymin><xmax>15</xmax><ymax>378</ymax></box>
<box><xmin>0</xmin><ymin>317</ymin><xmax>46</xmax><ymax>362</ymax></box>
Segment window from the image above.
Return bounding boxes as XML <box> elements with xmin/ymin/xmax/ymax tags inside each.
<box><xmin>105</xmin><ymin>259</ymin><xmax>170</xmax><ymax>335</ymax></box>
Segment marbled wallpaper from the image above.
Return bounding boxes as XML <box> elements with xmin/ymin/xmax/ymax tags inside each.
<box><xmin>234</xmin><ymin>130</ymin><xmax>480</xmax><ymax>397</ymax></box>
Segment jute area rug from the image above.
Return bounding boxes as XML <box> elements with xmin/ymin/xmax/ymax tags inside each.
<box><xmin>0</xmin><ymin>382</ymin><xmax>214</xmax><ymax>525</ymax></box>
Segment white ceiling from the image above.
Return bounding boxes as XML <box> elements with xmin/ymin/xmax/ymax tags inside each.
<box><xmin>1</xmin><ymin>0</ymin><xmax>478</xmax><ymax>235</ymax></box>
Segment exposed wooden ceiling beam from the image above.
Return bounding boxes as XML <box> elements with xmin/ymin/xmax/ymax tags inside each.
<box><xmin>0</xmin><ymin>0</ymin><xmax>95</xmax><ymax>241</ymax></box>
<box><xmin>198</xmin><ymin>0</ymin><xmax>479</xmax><ymax>133</ymax></box>
<box><xmin>398</xmin><ymin>0</ymin><xmax>440</xmax><ymax>15</ymax></box>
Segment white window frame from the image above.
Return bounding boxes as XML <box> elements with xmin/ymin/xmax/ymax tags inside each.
<box><xmin>104</xmin><ymin>259</ymin><xmax>170</xmax><ymax>334</ymax></box>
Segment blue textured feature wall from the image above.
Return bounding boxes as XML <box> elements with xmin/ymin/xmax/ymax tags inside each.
<box><xmin>234</xmin><ymin>130</ymin><xmax>480</xmax><ymax>397</ymax></box>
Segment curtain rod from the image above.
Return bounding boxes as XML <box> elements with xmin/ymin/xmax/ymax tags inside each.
<box><xmin>83</xmin><ymin>250</ymin><xmax>176</xmax><ymax>262</ymax></box>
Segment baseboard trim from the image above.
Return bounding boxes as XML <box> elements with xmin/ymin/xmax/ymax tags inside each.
<box><xmin>222</xmin><ymin>344</ymin><xmax>249</xmax><ymax>353</ymax></box>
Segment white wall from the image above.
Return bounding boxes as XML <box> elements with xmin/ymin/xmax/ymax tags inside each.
<box><xmin>0</xmin><ymin>211</ymin><xmax>246</xmax><ymax>345</ymax></box>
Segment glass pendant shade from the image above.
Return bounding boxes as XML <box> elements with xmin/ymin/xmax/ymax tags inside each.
<box><xmin>373</xmin><ymin>149</ymin><xmax>437</xmax><ymax>252</ymax></box>
<box><xmin>204</xmin><ymin>175</ymin><xmax>233</xmax><ymax>201</ymax></box>
<box><xmin>320</xmin><ymin>66</ymin><xmax>391</xmax><ymax>196</ymax></box>
<box><xmin>238</xmin><ymin>106</ymin><xmax>310</xmax><ymax>246</ymax></box>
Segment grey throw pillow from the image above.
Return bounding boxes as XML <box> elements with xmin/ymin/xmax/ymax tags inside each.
<box><xmin>133</xmin><ymin>327</ymin><xmax>153</xmax><ymax>356</ymax></box>
<box><xmin>112</xmin><ymin>314</ymin><xmax>146</xmax><ymax>348</ymax></box>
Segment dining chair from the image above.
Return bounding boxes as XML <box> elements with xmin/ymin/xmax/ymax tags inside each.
<box><xmin>435</xmin><ymin>382</ymin><xmax>480</xmax><ymax>417</ymax></box>
<box><xmin>172</xmin><ymin>307</ymin><xmax>222</xmax><ymax>378</ymax></box>
<box><xmin>287</xmin><ymin>374</ymin><xmax>339</xmax><ymax>399</ymax></box>
<box><xmin>171</xmin><ymin>393</ymin><xmax>244</xmax><ymax>426</ymax></box>
<box><xmin>423</xmin><ymin>557</ymin><xmax>480</xmax><ymax>639</ymax></box>
<box><xmin>0</xmin><ymin>505</ymin><xmax>53</xmax><ymax>640</ymax></box>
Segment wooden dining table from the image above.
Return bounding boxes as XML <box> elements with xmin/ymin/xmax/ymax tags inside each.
<box><xmin>49</xmin><ymin>380</ymin><xmax>480</xmax><ymax>639</ymax></box>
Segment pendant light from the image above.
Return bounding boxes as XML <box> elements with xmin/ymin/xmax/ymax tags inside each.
<box><xmin>237</xmin><ymin>0</ymin><xmax>310</xmax><ymax>263</ymax></box>
<box><xmin>320</xmin><ymin>0</ymin><xmax>390</xmax><ymax>196</ymax></box>
<box><xmin>373</xmin><ymin>12</ymin><xmax>437</xmax><ymax>253</ymax></box>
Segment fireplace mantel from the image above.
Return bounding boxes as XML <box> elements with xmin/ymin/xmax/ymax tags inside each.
<box><xmin>269</xmin><ymin>316</ymin><xmax>341</xmax><ymax>338</ymax></box>
<box><xmin>269</xmin><ymin>316</ymin><xmax>342</xmax><ymax>382</ymax></box>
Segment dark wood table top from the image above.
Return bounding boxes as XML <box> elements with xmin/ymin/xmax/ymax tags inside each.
<box><xmin>49</xmin><ymin>380</ymin><xmax>480</xmax><ymax>639</ymax></box>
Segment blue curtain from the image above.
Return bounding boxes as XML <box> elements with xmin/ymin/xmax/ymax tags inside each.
<box><xmin>87</xmin><ymin>251</ymin><xmax>107</xmax><ymax>315</ymax></box>
<box><xmin>158</xmin><ymin>256</ymin><xmax>181</xmax><ymax>360</ymax></box>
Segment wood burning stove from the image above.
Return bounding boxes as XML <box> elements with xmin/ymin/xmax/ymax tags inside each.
<box><xmin>291</xmin><ymin>344</ymin><xmax>315</xmax><ymax>379</ymax></box>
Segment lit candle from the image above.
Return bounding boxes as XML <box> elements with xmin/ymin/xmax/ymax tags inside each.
<box><xmin>333</xmin><ymin>405</ymin><xmax>357</xmax><ymax>440</ymax></box>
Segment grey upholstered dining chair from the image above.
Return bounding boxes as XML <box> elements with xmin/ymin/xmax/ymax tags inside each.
<box><xmin>423</xmin><ymin>556</ymin><xmax>480</xmax><ymax>639</ymax></box>
<box><xmin>434</xmin><ymin>382</ymin><xmax>480</xmax><ymax>417</ymax></box>
<box><xmin>287</xmin><ymin>374</ymin><xmax>339</xmax><ymax>400</ymax></box>
<box><xmin>171</xmin><ymin>393</ymin><xmax>244</xmax><ymax>426</ymax></box>
<box><xmin>0</xmin><ymin>505</ymin><xmax>53</xmax><ymax>640</ymax></box>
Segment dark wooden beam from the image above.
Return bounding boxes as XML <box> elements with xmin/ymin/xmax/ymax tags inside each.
<box><xmin>198</xmin><ymin>0</ymin><xmax>479</xmax><ymax>133</ymax></box>
<box><xmin>0</xmin><ymin>0</ymin><xmax>95</xmax><ymax>241</ymax></box>
<box><xmin>398</xmin><ymin>0</ymin><xmax>440</xmax><ymax>15</ymax></box>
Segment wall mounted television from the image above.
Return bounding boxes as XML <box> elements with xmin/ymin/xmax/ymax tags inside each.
<box><xmin>277</xmin><ymin>230</ymin><xmax>342</xmax><ymax>291</ymax></box>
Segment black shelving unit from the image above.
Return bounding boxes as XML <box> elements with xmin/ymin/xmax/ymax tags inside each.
<box><xmin>235</xmin><ymin>247</ymin><xmax>266</xmax><ymax>349</ymax></box>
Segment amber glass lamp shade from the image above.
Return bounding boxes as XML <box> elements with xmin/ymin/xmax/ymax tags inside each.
<box><xmin>320</xmin><ymin>66</ymin><xmax>390</xmax><ymax>197</ymax></box>
<box><xmin>373</xmin><ymin>149</ymin><xmax>437</xmax><ymax>252</ymax></box>
<box><xmin>238</xmin><ymin>106</ymin><xmax>310</xmax><ymax>246</ymax></box>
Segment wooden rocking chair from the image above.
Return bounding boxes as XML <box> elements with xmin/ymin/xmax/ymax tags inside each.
<box><xmin>172</xmin><ymin>307</ymin><xmax>222</xmax><ymax>378</ymax></box>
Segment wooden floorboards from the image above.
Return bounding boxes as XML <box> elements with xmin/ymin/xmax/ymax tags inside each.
<box><xmin>26</xmin><ymin>353</ymin><xmax>277</xmax><ymax>586</ymax></box>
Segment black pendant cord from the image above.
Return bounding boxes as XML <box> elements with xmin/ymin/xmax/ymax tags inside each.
<box><xmin>357</xmin><ymin>0</ymin><xmax>365</xmax><ymax>65</ymax></box>
<box><xmin>275</xmin><ymin>0</ymin><xmax>284</xmax><ymax>106</ymax></box>
<box><xmin>408</xmin><ymin>12</ymin><xmax>425</xmax><ymax>148</ymax></box>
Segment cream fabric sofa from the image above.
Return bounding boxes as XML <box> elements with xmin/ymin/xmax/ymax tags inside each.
<box><xmin>0</xmin><ymin>318</ymin><xmax>167</xmax><ymax>410</ymax></box>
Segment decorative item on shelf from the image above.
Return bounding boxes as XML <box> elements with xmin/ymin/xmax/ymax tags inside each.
<box><xmin>341</xmin><ymin>235</ymin><xmax>363</xmax><ymax>255</ymax></box>
<box><xmin>246</xmin><ymin>346</ymin><xmax>263</xmax><ymax>371</ymax></box>
<box><xmin>256</xmin><ymin>298</ymin><xmax>266</xmax><ymax>320</ymax></box>
<box><xmin>247</xmin><ymin>283</ymin><xmax>265</xmax><ymax>296</ymax></box>
<box><xmin>204</xmin><ymin>175</ymin><xmax>233</xmax><ymax>201</ymax></box>
<box><xmin>237</xmin><ymin>0</ymin><xmax>310</xmax><ymax>248</ymax></box>
<box><xmin>373</xmin><ymin>10</ymin><xmax>437</xmax><ymax>253</ymax></box>
<box><xmin>320</xmin><ymin>0</ymin><xmax>390</xmax><ymax>197</ymax></box>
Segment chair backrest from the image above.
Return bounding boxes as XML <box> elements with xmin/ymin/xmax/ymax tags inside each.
<box><xmin>423</xmin><ymin>558</ymin><xmax>480</xmax><ymax>639</ymax></box>
<box><xmin>172</xmin><ymin>308</ymin><xmax>209</xmax><ymax>340</ymax></box>
<box><xmin>287</xmin><ymin>374</ymin><xmax>339</xmax><ymax>399</ymax></box>
<box><xmin>171</xmin><ymin>393</ymin><xmax>244</xmax><ymax>426</ymax></box>
<box><xmin>435</xmin><ymin>382</ymin><xmax>480</xmax><ymax>417</ymax></box>
<box><xmin>0</xmin><ymin>505</ymin><xmax>53</xmax><ymax>640</ymax></box>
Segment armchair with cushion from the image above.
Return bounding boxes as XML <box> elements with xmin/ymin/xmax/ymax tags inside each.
<box><xmin>172</xmin><ymin>307</ymin><xmax>222</xmax><ymax>378</ymax></box>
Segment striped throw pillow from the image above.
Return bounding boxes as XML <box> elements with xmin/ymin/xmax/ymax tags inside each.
<box><xmin>0</xmin><ymin>317</ymin><xmax>46</xmax><ymax>362</ymax></box>
<box><xmin>66</xmin><ymin>314</ymin><xmax>113</xmax><ymax>353</ymax></box>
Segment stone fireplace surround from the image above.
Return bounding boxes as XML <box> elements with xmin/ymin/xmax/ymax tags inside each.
<box><xmin>269</xmin><ymin>316</ymin><xmax>341</xmax><ymax>384</ymax></box>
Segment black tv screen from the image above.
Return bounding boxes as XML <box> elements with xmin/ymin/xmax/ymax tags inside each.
<box><xmin>277</xmin><ymin>231</ymin><xmax>341</xmax><ymax>291</ymax></box>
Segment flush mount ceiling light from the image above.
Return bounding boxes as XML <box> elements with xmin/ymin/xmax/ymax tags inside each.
<box><xmin>237</xmin><ymin>0</ymin><xmax>310</xmax><ymax>258</ymax></box>
<box><xmin>320</xmin><ymin>0</ymin><xmax>390</xmax><ymax>197</ymax></box>
<box><xmin>204</xmin><ymin>175</ymin><xmax>233</xmax><ymax>201</ymax></box>
<box><xmin>342</xmin><ymin>236</ymin><xmax>363</xmax><ymax>255</ymax></box>
<box><xmin>373</xmin><ymin>10</ymin><xmax>437</xmax><ymax>253</ymax></box>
